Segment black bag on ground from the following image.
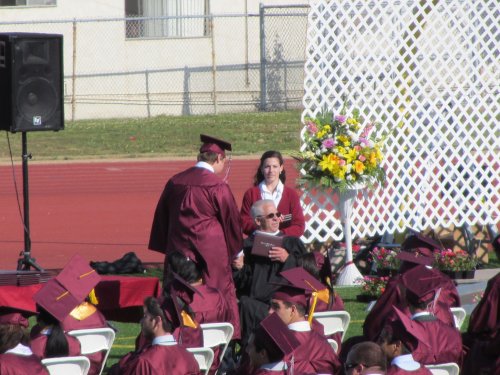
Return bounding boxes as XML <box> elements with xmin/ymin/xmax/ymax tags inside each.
<box><xmin>90</xmin><ymin>252</ymin><xmax>145</xmax><ymax>274</ymax></box>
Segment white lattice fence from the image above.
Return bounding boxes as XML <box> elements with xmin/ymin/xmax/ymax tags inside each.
<box><xmin>301</xmin><ymin>0</ymin><xmax>499</xmax><ymax>243</ymax></box>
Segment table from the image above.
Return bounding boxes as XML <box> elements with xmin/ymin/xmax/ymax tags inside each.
<box><xmin>0</xmin><ymin>275</ymin><xmax>161</xmax><ymax>323</ymax></box>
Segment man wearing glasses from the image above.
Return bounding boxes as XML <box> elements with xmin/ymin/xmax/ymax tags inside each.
<box><xmin>232</xmin><ymin>199</ymin><xmax>307</xmax><ymax>347</ymax></box>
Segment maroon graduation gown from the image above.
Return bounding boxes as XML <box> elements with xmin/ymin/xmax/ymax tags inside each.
<box><xmin>411</xmin><ymin>315</ymin><xmax>463</xmax><ymax>365</ymax></box>
<box><xmin>117</xmin><ymin>344</ymin><xmax>201</xmax><ymax>375</ymax></box>
<box><xmin>148</xmin><ymin>166</ymin><xmax>242</xmax><ymax>338</ymax></box>
<box><xmin>30</xmin><ymin>333</ymin><xmax>82</xmax><ymax>359</ymax></box>
<box><xmin>0</xmin><ymin>353</ymin><xmax>49</xmax><ymax>375</ymax></box>
<box><xmin>363</xmin><ymin>267</ymin><xmax>460</xmax><ymax>341</ymax></box>
<box><xmin>387</xmin><ymin>364</ymin><xmax>432</xmax><ymax>375</ymax></box>
<box><xmin>286</xmin><ymin>328</ymin><xmax>342</xmax><ymax>375</ymax></box>
<box><xmin>240</xmin><ymin>185</ymin><xmax>305</xmax><ymax>237</ymax></box>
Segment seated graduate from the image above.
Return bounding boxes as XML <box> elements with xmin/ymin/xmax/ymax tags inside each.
<box><xmin>245</xmin><ymin>312</ymin><xmax>301</xmax><ymax>375</ymax></box>
<box><xmin>30</xmin><ymin>254</ymin><xmax>107</xmax><ymax>375</ymax></box>
<box><xmin>167</xmin><ymin>251</ymin><xmax>232</xmax><ymax>374</ymax></box>
<box><xmin>461</xmin><ymin>233</ymin><xmax>500</xmax><ymax>375</ymax></box>
<box><xmin>232</xmin><ymin>199</ymin><xmax>307</xmax><ymax>345</ymax></box>
<box><xmin>344</xmin><ymin>341</ymin><xmax>387</xmax><ymax>375</ymax></box>
<box><xmin>363</xmin><ymin>233</ymin><xmax>460</xmax><ymax>341</ymax></box>
<box><xmin>399</xmin><ymin>267</ymin><xmax>463</xmax><ymax>366</ymax></box>
<box><xmin>0</xmin><ymin>307</ymin><xmax>49</xmax><ymax>375</ymax></box>
<box><xmin>109</xmin><ymin>296</ymin><xmax>201</xmax><ymax>375</ymax></box>
<box><xmin>269</xmin><ymin>268</ymin><xmax>342</xmax><ymax>375</ymax></box>
<box><xmin>377</xmin><ymin>307</ymin><xmax>432</xmax><ymax>375</ymax></box>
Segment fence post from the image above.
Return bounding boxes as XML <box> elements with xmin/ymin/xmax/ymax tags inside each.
<box><xmin>210</xmin><ymin>15</ymin><xmax>218</xmax><ymax>114</ymax></box>
<box><xmin>259</xmin><ymin>4</ymin><xmax>267</xmax><ymax>111</ymax></box>
<box><xmin>145</xmin><ymin>69</ymin><xmax>151</xmax><ymax>118</ymax></box>
<box><xmin>71</xmin><ymin>19</ymin><xmax>77</xmax><ymax>121</ymax></box>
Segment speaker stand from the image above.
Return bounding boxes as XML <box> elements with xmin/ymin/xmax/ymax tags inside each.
<box><xmin>17</xmin><ymin>132</ymin><xmax>44</xmax><ymax>271</ymax></box>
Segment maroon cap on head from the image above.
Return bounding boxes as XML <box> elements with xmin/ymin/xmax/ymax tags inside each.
<box><xmin>255</xmin><ymin>312</ymin><xmax>301</xmax><ymax>359</ymax></box>
<box><xmin>199</xmin><ymin>134</ymin><xmax>232</xmax><ymax>156</ymax></box>
<box><xmin>56</xmin><ymin>254</ymin><xmax>101</xmax><ymax>303</ymax></box>
<box><xmin>33</xmin><ymin>279</ymin><xmax>81</xmax><ymax>322</ymax></box>
<box><xmin>402</xmin><ymin>233</ymin><xmax>443</xmax><ymax>254</ymax></box>
<box><xmin>396</xmin><ymin>250</ymin><xmax>433</xmax><ymax>266</ymax></box>
<box><xmin>272</xmin><ymin>285</ymin><xmax>308</xmax><ymax>309</ymax></box>
<box><xmin>0</xmin><ymin>307</ymin><xmax>31</xmax><ymax>328</ymax></box>
<box><xmin>385</xmin><ymin>306</ymin><xmax>429</xmax><ymax>351</ymax></box>
<box><xmin>401</xmin><ymin>265</ymin><xmax>443</xmax><ymax>305</ymax></box>
<box><xmin>280</xmin><ymin>267</ymin><xmax>328</xmax><ymax>296</ymax></box>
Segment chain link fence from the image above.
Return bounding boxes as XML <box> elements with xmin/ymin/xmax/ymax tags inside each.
<box><xmin>0</xmin><ymin>5</ymin><xmax>309</xmax><ymax>120</ymax></box>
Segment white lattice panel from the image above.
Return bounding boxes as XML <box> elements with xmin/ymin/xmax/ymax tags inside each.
<box><xmin>301</xmin><ymin>0</ymin><xmax>499</xmax><ymax>243</ymax></box>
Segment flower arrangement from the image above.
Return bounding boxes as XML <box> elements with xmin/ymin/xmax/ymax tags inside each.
<box><xmin>435</xmin><ymin>249</ymin><xmax>477</xmax><ymax>271</ymax></box>
<box><xmin>298</xmin><ymin>101</ymin><xmax>386</xmax><ymax>190</ymax></box>
<box><xmin>358</xmin><ymin>275</ymin><xmax>389</xmax><ymax>298</ymax></box>
<box><xmin>370</xmin><ymin>246</ymin><xmax>401</xmax><ymax>270</ymax></box>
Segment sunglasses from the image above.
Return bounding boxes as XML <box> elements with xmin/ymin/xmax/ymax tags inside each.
<box><xmin>258</xmin><ymin>211</ymin><xmax>282</xmax><ymax>219</ymax></box>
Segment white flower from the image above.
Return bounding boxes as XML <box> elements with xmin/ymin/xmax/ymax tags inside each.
<box><xmin>348</xmin><ymin>131</ymin><xmax>359</xmax><ymax>142</ymax></box>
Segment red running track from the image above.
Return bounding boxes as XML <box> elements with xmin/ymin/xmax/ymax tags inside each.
<box><xmin>0</xmin><ymin>158</ymin><xmax>300</xmax><ymax>270</ymax></box>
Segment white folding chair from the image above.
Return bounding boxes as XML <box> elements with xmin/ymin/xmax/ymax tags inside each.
<box><xmin>187</xmin><ymin>347</ymin><xmax>215</xmax><ymax>375</ymax></box>
<box><xmin>200</xmin><ymin>322</ymin><xmax>234</xmax><ymax>370</ymax></box>
<box><xmin>68</xmin><ymin>327</ymin><xmax>116</xmax><ymax>375</ymax></box>
<box><xmin>425</xmin><ymin>362</ymin><xmax>460</xmax><ymax>375</ymax></box>
<box><xmin>42</xmin><ymin>355</ymin><xmax>91</xmax><ymax>375</ymax></box>
<box><xmin>312</xmin><ymin>311</ymin><xmax>351</xmax><ymax>342</ymax></box>
<box><xmin>450</xmin><ymin>307</ymin><xmax>466</xmax><ymax>329</ymax></box>
<box><xmin>327</xmin><ymin>338</ymin><xmax>338</xmax><ymax>354</ymax></box>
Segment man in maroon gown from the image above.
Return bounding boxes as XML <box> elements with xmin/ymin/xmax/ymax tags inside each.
<box><xmin>378</xmin><ymin>307</ymin><xmax>432</xmax><ymax>375</ymax></box>
<box><xmin>363</xmin><ymin>233</ymin><xmax>460</xmax><ymax>341</ymax></box>
<box><xmin>109</xmin><ymin>296</ymin><xmax>201</xmax><ymax>375</ymax></box>
<box><xmin>269</xmin><ymin>275</ymin><xmax>342</xmax><ymax>375</ymax></box>
<box><xmin>149</xmin><ymin>134</ymin><xmax>243</xmax><ymax>339</ymax></box>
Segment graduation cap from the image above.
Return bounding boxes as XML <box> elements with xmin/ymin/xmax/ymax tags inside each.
<box><xmin>396</xmin><ymin>250</ymin><xmax>434</xmax><ymax>266</ymax></box>
<box><xmin>385</xmin><ymin>306</ymin><xmax>429</xmax><ymax>352</ymax></box>
<box><xmin>401</xmin><ymin>265</ymin><xmax>443</xmax><ymax>306</ymax></box>
<box><xmin>278</xmin><ymin>267</ymin><xmax>329</xmax><ymax>323</ymax></box>
<box><xmin>199</xmin><ymin>134</ymin><xmax>232</xmax><ymax>156</ymax></box>
<box><xmin>168</xmin><ymin>273</ymin><xmax>201</xmax><ymax>329</ymax></box>
<box><xmin>254</xmin><ymin>312</ymin><xmax>301</xmax><ymax>361</ymax></box>
<box><xmin>0</xmin><ymin>306</ymin><xmax>32</xmax><ymax>328</ymax></box>
<box><xmin>33</xmin><ymin>254</ymin><xmax>101</xmax><ymax>322</ymax></box>
<box><xmin>401</xmin><ymin>233</ymin><xmax>443</xmax><ymax>255</ymax></box>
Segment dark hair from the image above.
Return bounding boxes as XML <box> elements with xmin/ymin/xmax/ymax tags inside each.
<box><xmin>197</xmin><ymin>151</ymin><xmax>220</xmax><ymax>164</ymax></box>
<box><xmin>36</xmin><ymin>306</ymin><xmax>69</xmax><ymax>358</ymax></box>
<box><xmin>377</xmin><ymin>327</ymin><xmax>411</xmax><ymax>355</ymax></box>
<box><xmin>348</xmin><ymin>341</ymin><xmax>387</xmax><ymax>370</ymax></box>
<box><xmin>167</xmin><ymin>251</ymin><xmax>202</xmax><ymax>283</ymax></box>
<box><xmin>0</xmin><ymin>324</ymin><xmax>28</xmax><ymax>354</ymax></box>
<box><xmin>298</xmin><ymin>253</ymin><xmax>321</xmax><ymax>280</ymax></box>
<box><xmin>253</xmin><ymin>326</ymin><xmax>283</xmax><ymax>363</ymax></box>
<box><xmin>493</xmin><ymin>234</ymin><xmax>500</xmax><ymax>257</ymax></box>
<box><xmin>144</xmin><ymin>296</ymin><xmax>174</xmax><ymax>333</ymax></box>
<box><xmin>253</xmin><ymin>150</ymin><xmax>286</xmax><ymax>186</ymax></box>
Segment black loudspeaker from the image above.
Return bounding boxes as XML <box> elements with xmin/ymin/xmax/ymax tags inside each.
<box><xmin>0</xmin><ymin>32</ymin><xmax>64</xmax><ymax>132</ymax></box>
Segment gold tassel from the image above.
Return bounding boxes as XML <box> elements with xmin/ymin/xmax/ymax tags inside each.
<box><xmin>308</xmin><ymin>293</ymin><xmax>319</xmax><ymax>325</ymax></box>
<box><xmin>181</xmin><ymin>310</ymin><xmax>198</xmax><ymax>328</ymax></box>
<box><xmin>88</xmin><ymin>289</ymin><xmax>99</xmax><ymax>305</ymax></box>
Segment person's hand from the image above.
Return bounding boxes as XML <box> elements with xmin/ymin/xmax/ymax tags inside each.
<box><xmin>232</xmin><ymin>254</ymin><xmax>244</xmax><ymax>270</ymax></box>
<box><xmin>269</xmin><ymin>247</ymin><xmax>289</xmax><ymax>263</ymax></box>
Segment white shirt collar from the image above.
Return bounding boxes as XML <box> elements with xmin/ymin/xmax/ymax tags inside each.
<box><xmin>152</xmin><ymin>334</ymin><xmax>177</xmax><ymax>346</ymax></box>
<box><xmin>392</xmin><ymin>354</ymin><xmax>421</xmax><ymax>371</ymax></box>
<box><xmin>5</xmin><ymin>343</ymin><xmax>33</xmax><ymax>356</ymax></box>
<box><xmin>254</xmin><ymin>229</ymin><xmax>281</xmax><ymax>236</ymax></box>
<box><xmin>260</xmin><ymin>361</ymin><xmax>287</xmax><ymax>371</ymax></box>
<box><xmin>195</xmin><ymin>161</ymin><xmax>214</xmax><ymax>173</ymax></box>
<box><xmin>288</xmin><ymin>320</ymin><xmax>311</xmax><ymax>332</ymax></box>
<box><xmin>259</xmin><ymin>180</ymin><xmax>284</xmax><ymax>207</ymax></box>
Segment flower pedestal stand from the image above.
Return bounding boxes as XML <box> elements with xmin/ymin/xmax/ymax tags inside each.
<box><xmin>336</xmin><ymin>187</ymin><xmax>364</xmax><ymax>286</ymax></box>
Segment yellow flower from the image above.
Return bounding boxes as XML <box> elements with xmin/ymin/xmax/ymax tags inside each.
<box><xmin>354</xmin><ymin>160</ymin><xmax>365</xmax><ymax>174</ymax></box>
<box><xmin>341</xmin><ymin>147</ymin><xmax>357</xmax><ymax>164</ymax></box>
<box><xmin>319</xmin><ymin>154</ymin><xmax>340</xmax><ymax>173</ymax></box>
<box><xmin>337</xmin><ymin>135</ymin><xmax>351</xmax><ymax>146</ymax></box>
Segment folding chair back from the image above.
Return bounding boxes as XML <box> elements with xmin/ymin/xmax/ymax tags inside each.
<box><xmin>313</xmin><ymin>310</ymin><xmax>351</xmax><ymax>341</ymax></box>
<box><xmin>187</xmin><ymin>347</ymin><xmax>215</xmax><ymax>375</ymax></box>
<box><xmin>450</xmin><ymin>307</ymin><xmax>466</xmax><ymax>329</ymax></box>
<box><xmin>42</xmin><ymin>355</ymin><xmax>91</xmax><ymax>375</ymax></box>
<box><xmin>200</xmin><ymin>322</ymin><xmax>234</xmax><ymax>366</ymax></box>
<box><xmin>425</xmin><ymin>362</ymin><xmax>460</xmax><ymax>375</ymax></box>
<box><xmin>68</xmin><ymin>327</ymin><xmax>116</xmax><ymax>375</ymax></box>
<box><xmin>327</xmin><ymin>338</ymin><xmax>338</xmax><ymax>353</ymax></box>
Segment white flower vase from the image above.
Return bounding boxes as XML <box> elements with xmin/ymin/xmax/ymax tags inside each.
<box><xmin>335</xmin><ymin>183</ymin><xmax>365</xmax><ymax>286</ymax></box>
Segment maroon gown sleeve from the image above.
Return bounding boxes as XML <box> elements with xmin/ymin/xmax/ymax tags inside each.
<box><xmin>240</xmin><ymin>187</ymin><xmax>259</xmax><ymax>236</ymax></box>
<box><xmin>277</xmin><ymin>187</ymin><xmax>305</xmax><ymax>237</ymax></box>
<box><xmin>467</xmin><ymin>273</ymin><xmax>500</xmax><ymax>338</ymax></box>
<box><xmin>215</xmin><ymin>183</ymin><xmax>244</xmax><ymax>258</ymax></box>
<box><xmin>148</xmin><ymin>181</ymin><xmax>172</xmax><ymax>253</ymax></box>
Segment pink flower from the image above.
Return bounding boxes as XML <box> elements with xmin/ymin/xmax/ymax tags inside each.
<box><xmin>359</xmin><ymin>155</ymin><xmax>366</xmax><ymax>162</ymax></box>
<box><xmin>307</xmin><ymin>121</ymin><xmax>318</xmax><ymax>134</ymax></box>
<box><xmin>335</xmin><ymin>115</ymin><xmax>346</xmax><ymax>123</ymax></box>
<box><xmin>338</xmin><ymin>159</ymin><xmax>346</xmax><ymax>166</ymax></box>
<box><xmin>361</xmin><ymin>123</ymin><xmax>374</xmax><ymax>137</ymax></box>
<box><xmin>322</xmin><ymin>138</ymin><xmax>335</xmax><ymax>148</ymax></box>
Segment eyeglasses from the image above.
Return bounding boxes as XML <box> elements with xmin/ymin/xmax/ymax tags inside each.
<box><xmin>258</xmin><ymin>211</ymin><xmax>282</xmax><ymax>219</ymax></box>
